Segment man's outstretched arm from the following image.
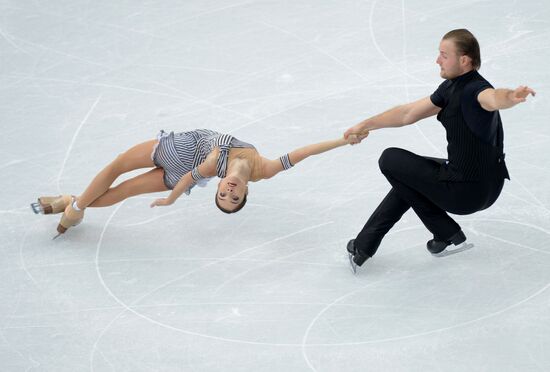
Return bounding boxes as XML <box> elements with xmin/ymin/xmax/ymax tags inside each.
<box><xmin>344</xmin><ymin>96</ymin><xmax>441</xmax><ymax>138</ymax></box>
<box><xmin>477</xmin><ymin>86</ymin><xmax>536</xmax><ymax>111</ymax></box>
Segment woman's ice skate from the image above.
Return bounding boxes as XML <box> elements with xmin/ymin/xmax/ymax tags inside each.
<box><xmin>53</xmin><ymin>199</ymin><xmax>84</xmax><ymax>239</ymax></box>
<box><xmin>31</xmin><ymin>195</ymin><xmax>72</xmax><ymax>215</ymax></box>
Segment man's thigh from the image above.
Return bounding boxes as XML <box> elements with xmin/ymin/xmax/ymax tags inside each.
<box><xmin>378</xmin><ymin>147</ymin><xmax>461</xmax><ymax>211</ymax></box>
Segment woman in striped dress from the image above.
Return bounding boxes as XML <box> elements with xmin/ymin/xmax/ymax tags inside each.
<box><xmin>33</xmin><ymin>129</ymin><xmax>367</xmax><ymax>237</ymax></box>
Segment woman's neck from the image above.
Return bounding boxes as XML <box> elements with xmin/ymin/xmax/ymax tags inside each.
<box><xmin>226</xmin><ymin>157</ymin><xmax>251</xmax><ymax>182</ymax></box>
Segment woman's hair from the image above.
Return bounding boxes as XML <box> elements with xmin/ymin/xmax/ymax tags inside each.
<box><xmin>442</xmin><ymin>29</ymin><xmax>481</xmax><ymax>70</ymax></box>
<box><xmin>215</xmin><ymin>193</ymin><xmax>247</xmax><ymax>214</ymax></box>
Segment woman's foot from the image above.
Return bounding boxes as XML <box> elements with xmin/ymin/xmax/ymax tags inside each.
<box><xmin>56</xmin><ymin>198</ymin><xmax>84</xmax><ymax>236</ymax></box>
<box><xmin>31</xmin><ymin>195</ymin><xmax>72</xmax><ymax>214</ymax></box>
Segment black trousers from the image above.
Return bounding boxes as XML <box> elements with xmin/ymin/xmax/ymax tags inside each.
<box><xmin>355</xmin><ymin>147</ymin><xmax>505</xmax><ymax>258</ymax></box>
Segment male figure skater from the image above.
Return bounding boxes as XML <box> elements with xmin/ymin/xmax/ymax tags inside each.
<box><xmin>344</xmin><ymin>29</ymin><xmax>536</xmax><ymax>273</ymax></box>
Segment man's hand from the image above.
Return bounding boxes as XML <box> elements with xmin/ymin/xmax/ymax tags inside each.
<box><xmin>345</xmin><ymin>132</ymin><xmax>369</xmax><ymax>145</ymax></box>
<box><xmin>344</xmin><ymin>123</ymin><xmax>367</xmax><ymax>139</ymax></box>
<box><xmin>150</xmin><ymin>198</ymin><xmax>174</xmax><ymax>208</ymax></box>
<box><xmin>510</xmin><ymin>86</ymin><xmax>536</xmax><ymax>104</ymax></box>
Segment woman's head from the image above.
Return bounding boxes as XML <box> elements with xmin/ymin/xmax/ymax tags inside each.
<box><xmin>215</xmin><ymin>177</ymin><xmax>248</xmax><ymax>213</ymax></box>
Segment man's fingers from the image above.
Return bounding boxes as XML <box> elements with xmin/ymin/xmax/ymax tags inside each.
<box><xmin>344</xmin><ymin>129</ymin><xmax>357</xmax><ymax>139</ymax></box>
<box><xmin>516</xmin><ymin>86</ymin><xmax>536</xmax><ymax>97</ymax></box>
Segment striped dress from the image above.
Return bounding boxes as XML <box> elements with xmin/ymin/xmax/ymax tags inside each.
<box><xmin>152</xmin><ymin>129</ymin><xmax>254</xmax><ymax>193</ymax></box>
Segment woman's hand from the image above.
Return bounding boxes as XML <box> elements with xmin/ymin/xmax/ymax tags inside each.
<box><xmin>344</xmin><ymin>123</ymin><xmax>370</xmax><ymax>145</ymax></box>
<box><xmin>345</xmin><ymin>132</ymin><xmax>369</xmax><ymax>145</ymax></box>
<box><xmin>150</xmin><ymin>198</ymin><xmax>174</xmax><ymax>208</ymax></box>
<box><xmin>344</xmin><ymin>123</ymin><xmax>366</xmax><ymax>138</ymax></box>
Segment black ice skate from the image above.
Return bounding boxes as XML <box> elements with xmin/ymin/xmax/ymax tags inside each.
<box><xmin>346</xmin><ymin>239</ymin><xmax>369</xmax><ymax>274</ymax></box>
<box><xmin>427</xmin><ymin>230</ymin><xmax>467</xmax><ymax>255</ymax></box>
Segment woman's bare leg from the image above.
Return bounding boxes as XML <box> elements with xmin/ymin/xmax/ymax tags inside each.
<box><xmin>76</xmin><ymin>139</ymin><xmax>158</xmax><ymax>208</ymax></box>
<box><xmin>89</xmin><ymin>167</ymin><xmax>168</xmax><ymax>207</ymax></box>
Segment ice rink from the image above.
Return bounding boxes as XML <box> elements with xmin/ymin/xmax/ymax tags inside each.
<box><xmin>1</xmin><ymin>0</ymin><xmax>549</xmax><ymax>371</ymax></box>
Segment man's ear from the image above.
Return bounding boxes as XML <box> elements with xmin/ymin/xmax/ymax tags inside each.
<box><xmin>460</xmin><ymin>54</ymin><xmax>472</xmax><ymax>67</ymax></box>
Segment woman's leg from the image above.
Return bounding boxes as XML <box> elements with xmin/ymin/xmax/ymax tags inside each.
<box><xmin>76</xmin><ymin>139</ymin><xmax>158</xmax><ymax>208</ymax></box>
<box><xmin>89</xmin><ymin>167</ymin><xmax>168</xmax><ymax>207</ymax></box>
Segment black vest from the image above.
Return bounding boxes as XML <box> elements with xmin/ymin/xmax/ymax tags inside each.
<box><xmin>436</xmin><ymin>72</ymin><xmax>510</xmax><ymax>182</ymax></box>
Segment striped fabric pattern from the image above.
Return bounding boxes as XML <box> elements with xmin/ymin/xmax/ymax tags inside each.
<box><xmin>191</xmin><ymin>167</ymin><xmax>203</xmax><ymax>182</ymax></box>
<box><xmin>152</xmin><ymin>129</ymin><xmax>235</xmax><ymax>192</ymax></box>
<box><xmin>279</xmin><ymin>153</ymin><xmax>294</xmax><ymax>170</ymax></box>
<box><xmin>213</xmin><ymin>134</ymin><xmax>233</xmax><ymax>178</ymax></box>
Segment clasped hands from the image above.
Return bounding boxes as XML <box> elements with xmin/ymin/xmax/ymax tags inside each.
<box><xmin>344</xmin><ymin>124</ymin><xmax>369</xmax><ymax>145</ymax></box>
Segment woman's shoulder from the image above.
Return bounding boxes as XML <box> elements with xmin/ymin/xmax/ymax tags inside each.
<box><xmin>228</xmin><ymin>146</ymin><xmax>258</xmax><ymax>158</ymax></box>
<box><xmin>258</xmin><ymin>156</ymin><xmax>282</xmax><ymax>180</ymax></box>
<box><xmin>209</xmin><ymin>147</ymin><xmax>220</xmax><ymax>158</ymax></box>
<box><xmin>199</xmin><ymin>149</ymin><xmax>219</xmax><ymax>177</ymax></box>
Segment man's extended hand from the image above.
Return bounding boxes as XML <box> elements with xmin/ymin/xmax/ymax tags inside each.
<box><xmin>510</xmin><ymin>86</ymin><xmax>536</xmax><ymax>103</ymax></box>
<box><xmin>344</xmin><ymin>123</ymin><xmax>366</xmax><ymax>139</ymax></box>
<box><xmin>344</xmin><ymin>123</ymin><xmax>370</xmax><ymax>145</ymax></box>
<box><xmin>345</xmin><ymin>132</ymin><xmax>369</xmax><ymax>145</ymax></box>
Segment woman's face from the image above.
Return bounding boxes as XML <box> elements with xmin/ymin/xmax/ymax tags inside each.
<box><xmin>216</xmin><ymin>177</ymin><xmax>247</xmax><ymax>211</ymax></box>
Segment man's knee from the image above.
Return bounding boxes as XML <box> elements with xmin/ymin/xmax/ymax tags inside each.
<box><xmin>378</xmin><ymin>147</ymin><xmax>405</xmax><ymax>175</ymax></box>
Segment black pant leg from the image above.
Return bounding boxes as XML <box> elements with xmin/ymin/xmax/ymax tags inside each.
<box><xmin>354</xmin><ymin>148</ymin><xmax>462</xmax><ymax>258</ymax></box>
<box><xmin>383</xmin><ymin>173</ymin><xmax>461</xmax><ymax>239</ymax></box>
<box><xmin>378</xmin><ymin>148</ymin><xmax>462</xmax><ymax>239</ymax></box>
<box><xmin>354</xmin><ymin>188</ymin><xmax>409</xmax><ymax>257</ymax></box>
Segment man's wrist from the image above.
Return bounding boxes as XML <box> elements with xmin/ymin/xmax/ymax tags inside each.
<box><xmin>360</xmin><ymin>120</ymin><xmax>372</xmax><ymax>131</ymax></box>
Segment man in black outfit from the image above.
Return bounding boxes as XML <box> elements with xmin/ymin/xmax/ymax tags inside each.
<box><xmin>344</xmin><ymin>29</ymin><xmax>536</xmax><ymax>273</ymax></box>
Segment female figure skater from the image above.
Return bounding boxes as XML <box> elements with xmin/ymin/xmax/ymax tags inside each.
<box><xmin>32</xmin><ymin>129</ymin><xmax>366</xmax><ymax>238</ymax></box>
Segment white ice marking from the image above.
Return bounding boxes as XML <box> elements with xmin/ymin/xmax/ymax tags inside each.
<box><xmin>56</xmin><ymin>95</ymin><xmax>102</xmax><ymax>193</ymax></box>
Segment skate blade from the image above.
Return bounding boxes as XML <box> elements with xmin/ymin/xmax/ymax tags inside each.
<box><xmin>348</xmin><ymin>252</ymin><xmax>357</xmax><ymax>274</ymax></box>
<box><xmin>52</xmin><ymin>233</ymin><xmax>63</xmax><ymax>240</ymax></box>
<box><xmin>30</xmin><ymin>202</ymin><xmax>43</xmax><ymax>214</ymax></box>
<box><xmin>432</xmin><ymin>242</ymin><xmax>474</xmax><ymax>257</ymax></box>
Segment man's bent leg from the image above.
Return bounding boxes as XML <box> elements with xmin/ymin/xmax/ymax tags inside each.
<box><xmin>379</xmin><ymin>148</ymin><xmax>462</xmax><ymax>241</ymax></box>
<box><xmin>383</xmin><ymin>174</ymin><xmax>461</xmax><ymax>240</ymax></box>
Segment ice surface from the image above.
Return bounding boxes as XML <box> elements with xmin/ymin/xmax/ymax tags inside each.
<box><xmin>1</xmin><ymin>0</ymin><xmax>549</xmax><ymax>371</ymax></box>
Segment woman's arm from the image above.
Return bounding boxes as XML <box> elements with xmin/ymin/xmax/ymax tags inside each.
<box><xmin>261</xmin><ymin>136</ymin><xmax>362</xmax><ymax>179</ymax></box>
<box><xmin>150</xmin><ymin>150</ymin><xmax>218</xmax><ymax>207</ymax></box>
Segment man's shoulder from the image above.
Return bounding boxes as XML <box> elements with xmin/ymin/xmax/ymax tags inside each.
<box><xmin>432</xmin><ymin>79</ymin><xmax>453</xmax><ymax>96</ymax></box>
<box><xmin>436</xmin><ymin>79</ymin><xmax>453</xmax><ymax>90</ymax></box>
<box><xmin>431</xmin><ymin>79</ymin><xmax>453</xmax><ymax>108</ymax></box>
<box><xmin>463</xmin><ymin>72</ymin><xmax>493</xmax><ymax>98</ymax></box>
<box><xmin>466</xmin><ymin>71</ymin><xmax>493</xmax><ymax>88</ymax></box>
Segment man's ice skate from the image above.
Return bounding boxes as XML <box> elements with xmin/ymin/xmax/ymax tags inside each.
<box><xmin>427</xmin><ymin>230</ymin><xmax>467</xmax><ymax>255</ymax></box>
<box><xmin>31</xmin><ymin>195</ymin><xmax>72</xmax><ymax>215</ymax></box>
<box><xmin>346</xmin><ymin>239</ymin><xmax>369</xmax><ymax>274</ymax></box>
<box><xmin>53</xmin><ymin>198</ymin><xmax>84</xmax><ymax>239</ymax></box>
